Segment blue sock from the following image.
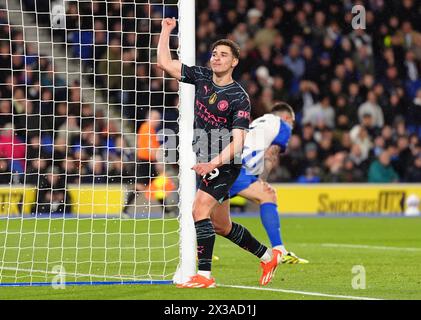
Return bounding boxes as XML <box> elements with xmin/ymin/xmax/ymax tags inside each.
<box><xmin>260</xmin><ymin>203</ymin><xmax>283</xmax><ymax>247</ymax></box>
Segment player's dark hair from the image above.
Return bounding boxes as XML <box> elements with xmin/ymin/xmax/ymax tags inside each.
<box><xmin>211</xmin><ymin>39</ymin><xmax>240</xmax><ymax>60</ymax></box>
<box><xmin>271</xmin><ymin>102</ymin><xmax>295</xmax><ymax>120</ymax></box>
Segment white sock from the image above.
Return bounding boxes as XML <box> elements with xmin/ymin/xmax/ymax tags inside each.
<box><xmin>198</xmin><ymin>270</ymin><xmax>211</xmax><ymax>279</ymax></box>
<box><xmin>274</xmin><ymin>245</ymin><xmax>287</xmax><ymax>255</ymax></box>
<box><xmin>260</xmin><ymin>249</ymin><xmax>272</xmax><ymax>263</ymax></box>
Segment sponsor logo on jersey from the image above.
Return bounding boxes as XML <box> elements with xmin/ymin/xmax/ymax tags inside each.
<box><xmin>217</xmin><ymin>100</ymin><xmax>229</xmax><ymax>112</ymax></box>
<box><xmin>237</xmin><ymin>110</ymin><xmax>250</xmax><ymax>120</ymax></box>
<box><xmin>203</xmin><ymin>85</ymin><xmax>210</xmax><ymax>95</ymax></box>
<box><xmin>196</xmin><ymin>99</ymin><xmax>227</xmax><ymax>124</ymax></box>
<box><xmin>209</xmin><ymin>92</ymin><xmax>217</xmax><ymax>104</ymax></box>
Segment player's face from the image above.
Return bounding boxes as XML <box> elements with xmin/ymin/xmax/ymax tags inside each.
<box><xmin>210</xmin><ymin>45</ymin><xmax>238</xmax><ymax>75</ymax></box>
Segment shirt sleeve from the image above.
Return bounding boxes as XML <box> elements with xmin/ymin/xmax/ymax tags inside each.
<box><xmin>232</xmin><ymin>92</ymin><xmax>251</xmax><ymax>130</ymax></box>
<box><xmin>272</xmin><ymin>121</ymin><xmax>292</xmax><ymax>152</ymax></box>
<box><xmin>180</xmin><ymin>64</ymin><xmax>212</xmax><ymax>85</ymax></box>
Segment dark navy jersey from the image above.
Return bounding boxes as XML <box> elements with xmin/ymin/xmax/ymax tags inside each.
<box><xmin>180</xmin><ymin>64</ymin><xmax>251</xmax><ymax>163</ymax></box>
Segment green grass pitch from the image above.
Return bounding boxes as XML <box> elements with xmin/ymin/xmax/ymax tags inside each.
<box><xmin>0</xmin><ymin>216</ymin><xmax>420</xmax><ymax>300</ymax></box>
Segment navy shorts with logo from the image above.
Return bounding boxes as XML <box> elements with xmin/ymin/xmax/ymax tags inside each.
<box><xmin>196</xmin><ymin>164</ymin><xmax>242</xmax><ymax>204</ymax></box>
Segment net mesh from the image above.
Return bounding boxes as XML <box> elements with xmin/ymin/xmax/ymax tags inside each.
<box><xmin>0</xmin><ymin>0</ymin><xmax>181</xmax><ymax>284</ymax></box>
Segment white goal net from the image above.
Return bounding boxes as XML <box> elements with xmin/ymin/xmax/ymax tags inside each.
<box><xmin>0</xmin><ymin>0</ymin><xmax>195</xmax><ymax>286</ymax></box>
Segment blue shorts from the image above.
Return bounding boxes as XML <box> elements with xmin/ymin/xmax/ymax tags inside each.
<box><xmin>229</xmin><ymin>167</ymin><xmax>258</xmax><ymax>198</ymax></box>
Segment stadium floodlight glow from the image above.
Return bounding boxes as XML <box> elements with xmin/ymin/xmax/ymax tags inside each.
<box><xmin>0</xmin><ymin>0</ymin><xmax>195</xmax><ymax>287</ymax></box>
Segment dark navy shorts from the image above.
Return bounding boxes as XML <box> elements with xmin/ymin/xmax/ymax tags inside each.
<box><xmin>196</xmin><ymin>164</ymin><xmax>242</xmax><ymax>203</ymax></box>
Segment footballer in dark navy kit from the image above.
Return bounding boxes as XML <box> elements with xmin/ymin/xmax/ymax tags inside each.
<box><xmin>180</xmin><ymin>63</ymin><xmax>251</xmax><ymax>203</ymax></box>
<box><xmin>157</xmin><ymin>17</ymin><xmax>281</xmax><ymax>289</ymax></box>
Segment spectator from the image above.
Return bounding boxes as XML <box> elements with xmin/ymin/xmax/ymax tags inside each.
<box><xmin>97</xmin><ymin>38</ymin><xmax>122</xmax><ymax>90</ymax></box>
<box><xmin>338</xmin><ymin>156</ymin><xmax>365</xmax><ymax>183</ymax></box>
<box><xmin>35</xmin><ymin>166</ymin><xmax>72</xmax><ymax>214</ymax></box>
<box><xmin>385</xmin><ymin>92</ymin><xmax>407</xmax><ymax>126</ymax></box>
<box><xmin>334</xmin><ymin>94</ymin><xmax>352</xmax><ymax>131</ymax></box>
<box><xmin>301</xmin><ymin>142</ymin><xmax>321</xmax><ymax>175</ymax></box>
<box><xmin>381</xmin><ymin>125</ymin><xmax>394</xmax><ymax>145</ymax></box>
<box><xmin>394</xmin><ymin>135</ymin><xmax>413</xmax><ymax>178</ymax></box>
<box><xmin>81</xmin><ymin>155</ymin><xmax>107</xmax><ymax>184</ymax></box>
<box><xmin>338</xmin><ymin>132</ymin><xmax>353</xmax><ymax>153</ymax></box>
<box><xmin>302</xmin><ymin>95</ymin><xmax>335</xmax><ymax>128</ymax></box>
<box><xmin>315</xmin><ymin>127</ymin><xmax>338</xmax><ymax>158</ymax></box>
<box><xmin>270</xmin><ymin>53</ymin><xmax>293</xmax><ymax>89</ymax></box>
<box><xmin>0</xmin><ymin>123</ymin><xmax>26</xmax><ymax>171</ymax></box>
<box><xmin>11</xmin><ymin>0</ymin><xmax>421</xmax><ymax>186</ymax></box>
<box><xmin>293</xmin><ymin>80</ymin><xmax>319</xmax><ymax>116</ymax></box>
<box><xmin>122</xmin><ymin>110</ymin><xmax>162</xmax><ymax>215</ymax></box>
<box><xmin>382</xmin><ymin>66</ymin><xmax>404</xmax><ymax>93</ymax></box>
<box><xmin>297</xmin><ymin>167</ymin><xmax>321</xmax><ymax>183</ymax></box>
<box><xmin>347</xmin><ymin>82</ymin><xmax>364</xmax><ymax>123</ymax></box>
<box><xmin>391</xmin><ymin>21</ymin><xmax>421</xmax><ymax>61</ymax></box>
<box><xmin>61</xmin><ymin>156</ymin><xmax>80</xmax><ymax>185</ymax></box>
<box><xmin>272</xmin><ymin>76</ymin><xmax>289</xmax><ymax>102</ymax></box>
<box><xmin>246</xmin><ymin>8</ymin><xmax>262</xmax><ymax>37</ymax></box>
<box><xmin>404</xmin><ymin>153</ymin><xmax>421</xmax><ymax>182</ymax></box>
<box><xmin>25</xmin><ymin>158</ymin><xmax>48</xmax><ymax>186</ymax></box>
<box><xmin>323</xmin><ymin>152</ymin><xmax>347</xmax><ymax>182</ymax></box>
<box><xmin>284</xmin><ymin>44</ymin><xmax>305</xmax><ymax>80</ymax></box>
<box><xmin>349</xmin><ymin>143</ymin><xmax>370</xmax><ymax>174</ymax></box>
<box><xmin>311</xmin><ymin>11</ymin><xmax>327</xmax><ymax>44</ymax></box>
<box><xmin>301</xmin><ymin>122</ymin><xmax>316</xmax><ymax>145</ymax></box>
<box><xmin>316</xmin><ymin>52</ymin><xmax>334</xmax><ymax>89</ymax></box>
<box><xmin>368</xmin><ymin>151</ymin><xmax>399</xmax><ymax>183</ymax></box>
<box><xmin>408</xmin><ymin>89</ymin><xmax>421</xmax><ymax>130</ymax></box>
<box><xmin>404</xmin><ymin>50</ymin><xmax>420</xmax><ymax>82</ymax></box>
<box><xmin>255</xmin><ymin>65</ymin><xmax>273</xmax><ymax>89</ymax></box>
<box><xmin>302</xmin><ymin>45</ymin><xmax>319</xmax><ymax>82</ymax></box>
<box><xmin>254</xmin><ymin>18</ymin><xmax>279</xmax><ymax>48</ymax></box>
<box><xmin>350</xmin><ymin>123</ymin><xmax>373</xmax><ymax>161</ymax></box>
<box><xmin>0</xmin><ymin>100</ymin><xmax>12</xmax><ymax>128</ymax></box>
<box><xmin>232</xmin><ymin>23</ymin><xmax>249</xmax><ymax>50</ymax></box>
<box><xmin>0</xmin><ymin>159</ymin><xmax>11</xmax><ymax>184</ymax></box>
<box><xmin>358</xmin><ymin>91</ymin><xmax>385</xmax><ymax>128</ymax></box>
<box><xmin>283</xmin><ymin>134</ymin><xmax>304</xmax><ymax>181</ymax></box>
<box><xmin>354</xmin><ymin>45</ymin><xmax>375</xmax><ymax>76</ymax></box>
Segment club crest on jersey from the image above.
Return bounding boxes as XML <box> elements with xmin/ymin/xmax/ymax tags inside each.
<box><xmin>217</xmin><ymin>100</ymin><xmax>229</xmax><ymax>112</ymax></box>
<box><xmin>209</xmin><ymin>92</ymin><xmax>217</xmax><ymax>104</ymax></box>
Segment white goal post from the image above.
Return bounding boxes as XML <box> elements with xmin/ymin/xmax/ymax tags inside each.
<box><xmin>173</xmin><ymin>0</ymin><xmax>196</xmax><ymax>284</ymax></box>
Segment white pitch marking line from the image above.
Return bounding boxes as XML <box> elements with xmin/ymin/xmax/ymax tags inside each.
<box><xmin>219</xmin><ymin>284</ymin><xmax>383</xmax><ymax>300</ymax></box>
<box><xmin>321</xmin><ymin>243</ymin><xmax>421</xmax><ymax>252</ymax></box>
<box><xmin>0</xmin><ymin>266</ymin><xmax>142</xmax><ymax>281</ymax></box>
<box><xmin>2</xmin><ymin>266</ymin><xmax>384</xmax><ymax>300</ymax></box>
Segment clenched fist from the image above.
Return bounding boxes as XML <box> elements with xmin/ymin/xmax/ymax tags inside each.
<box><xmin>161</xmin><ymin>17</ymin><xmax>177</xmax><ymax>32</ymax></box>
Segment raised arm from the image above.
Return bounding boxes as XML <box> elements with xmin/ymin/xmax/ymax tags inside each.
<box><xmin>157</xmin><ymin>17</ymin><xmax>182</xmax><ymax>80</ymax></box>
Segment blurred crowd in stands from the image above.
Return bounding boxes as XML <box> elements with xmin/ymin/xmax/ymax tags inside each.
<box><xmin>1</xmin><ymin>0</ymin><xmax>421</xmax><ymax>215</ymax></box>
<box><xmin>0</xmin><ymin>3</ymin><xmax>136</xmax><ymax>214</ymax></box>
<box><xmin>194</xmin><ymin>0</ymin><xmax>421</xmax><ymax>183</ymax></box>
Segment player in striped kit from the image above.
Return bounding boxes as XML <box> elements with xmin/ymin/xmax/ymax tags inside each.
<box><xmin>229</xmin><ymin>102</ymin><xmax>308</xmax><ymax>264</ymax></box>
